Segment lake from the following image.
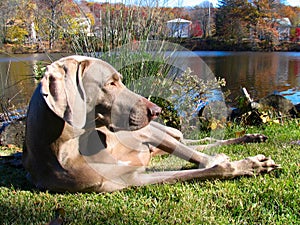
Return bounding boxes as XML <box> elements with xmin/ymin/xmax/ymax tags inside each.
<box><xmin>197</xmin><ymin>51</ymin><xmax>300</xmax><ymax>105</ymax></box>
<box><xmin>0</xmin><ymin>51</ymin><xmax>299</xmax><ymax>111</ymax></box>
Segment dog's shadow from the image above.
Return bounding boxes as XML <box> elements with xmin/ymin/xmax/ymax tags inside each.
<box><xmin>0</xmin><ymin>152</ymin><xmax>35</xmax><ymax>190</ymax></box>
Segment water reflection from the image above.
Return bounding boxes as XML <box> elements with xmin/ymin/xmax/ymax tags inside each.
<box><xmin>198</xmin><ymin>51</ymin><xmax>300</xmax><ymax>105</ymax></box>
<box><xmin>0</xmin><ymin>59</ymin><xmax>35</xmax><ymax>107</ymax></box>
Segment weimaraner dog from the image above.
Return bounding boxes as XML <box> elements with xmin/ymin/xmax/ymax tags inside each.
<box><xmin>23</xmin><ymin>55</ymin><xmax>278</xmax><ymax>193</ymax></box>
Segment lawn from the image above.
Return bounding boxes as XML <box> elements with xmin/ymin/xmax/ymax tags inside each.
<box><xmin>0</xmin><ymin>119</ymin><xmax>299</xmax><ymax>224</ymax></box>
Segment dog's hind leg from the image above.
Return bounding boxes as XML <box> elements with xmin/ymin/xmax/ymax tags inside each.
<box><xmin>186</xmin><ymin>134</ymin><xmax>268</xmax><ymax>151</ymax></box>
<box><xmin>150</xmin><ymin>121</ymin><xmax>268</xmax><ymax>152</ymax></box>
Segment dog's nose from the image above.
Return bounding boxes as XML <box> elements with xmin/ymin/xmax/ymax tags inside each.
<box><xmin>142</xmin><ymin>98</ymin><xmax>161</xmax><ymax>120</ymax></box>
<box><xmin>149</xmin><ymin>104</ymin><xmax>161</xmax><ymax>119</ymax></box>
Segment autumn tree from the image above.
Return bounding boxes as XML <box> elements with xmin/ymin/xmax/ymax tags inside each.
<box><xmin>0</xmin><ymin>0</ymin><xmax>19</xmax><ymax>44</ymax></box>
<box><xmin>0</xmin><ymin>0</ymin><xmax>37</xmax><ymax>45</ymax></box>
<box><xmin>14</xmin><ymin>0</ymin><xmax>36</xmax><ymax>44</ymax></box>
<box><xmin>215</xmin><ymin>0</ymin><xmax>259</xmax><ymax>42</ymax></box>
<box><xmin>278</xmin><ymin>5</ymin><xmax>300</xmax><ymax>26</ymax></box>
<box><xmin>190</xmin><ymin>1</ymin><xmax>214</xmax><ymax>38</ymax></box>
<box><xmin>251</xmin><ymin>0</ymin><xmax>280</xmax><ymax>44</ymax></box>
<box><xmin>35</xmin><ymin>0</ymin><xmax>64</xmax><ymax>49</ymax></box>
<box><xmin>33</xmin><ymin>0</ymin><xmax>80</xmax><ymax>49</ymax></box>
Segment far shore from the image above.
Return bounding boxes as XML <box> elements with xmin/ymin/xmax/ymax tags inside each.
<box><xmin>1</xmin><ymin>38</ymin><xmax>300</xmax><ymax>55</ymax></box>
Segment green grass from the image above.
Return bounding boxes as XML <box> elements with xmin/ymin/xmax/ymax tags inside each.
<box><xmin>0</xmin><ymin>119</ymin><xmax>299</xmax><ymax>224</ymax></box>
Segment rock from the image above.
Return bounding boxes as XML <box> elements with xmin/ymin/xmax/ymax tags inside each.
<box><xmin>0</xmin><ymin>121</ymin><xmax>25</xmax><ymax>147</ymax></box>
<box><xmin>229</xmin><ymin>94</ymin><xmax>299</xmax><ymax>125</ymax></box>
<box><xmin>295</xmin><ymin>103</ymin><xmax>300</xmax><ymax>114</ymax></box>
<box><xmin>259</xmin><ymin>94</ymin><xmax>298</xmax><ymax>117</ymax></box>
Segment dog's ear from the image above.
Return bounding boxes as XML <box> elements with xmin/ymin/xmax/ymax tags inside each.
<box><xmin>40</xmin><ymin>57</ymin><xmax>90</xmax><ymax>128</ymax></box>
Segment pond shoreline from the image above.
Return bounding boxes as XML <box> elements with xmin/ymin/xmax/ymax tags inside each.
<box><xmin>174</xmin><ymin>38</ymin><xmax>300</xmax><ymax>52</ymax></box>
<box><xmin>1</xmin><ymin>39</ymin><xmax>300</xmax><ymax>54</ymax></box>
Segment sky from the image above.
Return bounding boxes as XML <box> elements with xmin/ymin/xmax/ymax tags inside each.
<box><xmin>92</xmin><ymin>0</ymin><xmax>300</xmax><ymax>7</ymax></box>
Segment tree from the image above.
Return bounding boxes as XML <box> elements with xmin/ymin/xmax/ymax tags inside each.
<box><xmin>252</xmin><ymin>0</ymin><xmax>280</xmax><ymax>44</ymax></box>
<box><xmin>0</xmin><ymin>0</ymin><xmax>19</xmax><ymax>44</ymax></box>
<box><xmin>0</xmin><ymin>0</ymin><xmax>37</xmax><ymax>45</ymax></box>
<box><xmin>6</xmin><ymin>22</ymin><xmax>28</xmax><ymax>44</ymax></box>
<box><xmin>34</xmin><ymin>0</ymin><xmax>80</xmax><ymax>49</ymax></box>
<box><xmin>278</xmin><ymin>4</ymin><xmax>300</xmax><ymax>26</ymax></box>
<box><xmin>190</xmin><ymin>1</ymin><xmax>214</xmax><ymax>38</ymax></box>
<box><xmin>37</xmin><ymin>0</ymin><xmax>64</xmax><ymax>49</ymax></box>
<box><xmin>215</xmin><ymin>0</ymin><xmax>259</xmax><ymax>42</ymax></box>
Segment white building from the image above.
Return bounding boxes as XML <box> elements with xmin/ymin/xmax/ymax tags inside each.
<box><xmin>167</xmin><ymin>18</ymin><xmax>192</xmax><ymax>38</ymax></box>
<box><xmin>276</xmin><ymin>18</ymin><xmax>291</xmax><ymax>41</ymax></box>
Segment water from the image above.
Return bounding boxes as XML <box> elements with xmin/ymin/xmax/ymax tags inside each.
<box><xmin>0</xmin><ymin>53</ymin><xmax>68</xmax><ymax>108</ymax></box>
<box><xmin>197</xmin><ymin>51</ymin><xmax>300</xmax><ymax>105</ymax></box>
<box><xmin>0</xmin><ymin>51</ymin><xmax>299</xmax><ymax>110</ymax></box>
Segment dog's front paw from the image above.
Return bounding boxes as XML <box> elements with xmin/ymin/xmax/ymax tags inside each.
<box><xmin>242</xmin><ymin>134</ymin><xmax>268</xmax><ymax>143</ymax></box>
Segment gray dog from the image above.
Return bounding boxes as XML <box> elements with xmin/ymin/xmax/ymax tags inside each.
<box><xmin>23</xmin><ymin>55</ymin><xmax>278</xmax><ymax>192</ymax></box>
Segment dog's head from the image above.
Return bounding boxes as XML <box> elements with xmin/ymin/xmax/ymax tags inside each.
<box><xmin>40</xmin><ymin>55</ymin><xmax>161</xmax><ymax>131</ymax></box>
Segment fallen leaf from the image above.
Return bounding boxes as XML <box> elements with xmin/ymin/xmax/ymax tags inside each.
<box><xmin>235</xmin><ymin>130</ymin><xmax>246</xmax><ymax>138</ymax></box>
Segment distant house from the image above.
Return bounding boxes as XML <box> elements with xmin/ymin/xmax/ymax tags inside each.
<box><xmin>276</xmin><ymin>18</ymin><xmax>291</xmax><ymax>41</ymax></box>
<box><xmin>167</xmin><ymin>18</ymin><xmax>192</xmax><ymax>38</ymax></box>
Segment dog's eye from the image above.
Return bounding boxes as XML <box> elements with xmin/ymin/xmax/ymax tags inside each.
<box><xmin>107</xmin><ymin>81</ymin><xmax>117</xmax><ymax>87</ymax></box>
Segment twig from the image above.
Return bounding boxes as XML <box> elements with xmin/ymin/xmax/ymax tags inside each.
<box><xmin>242</xmin><ymin>87</ymin><xmax>253</xmax><ymax>102</ymax></box>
